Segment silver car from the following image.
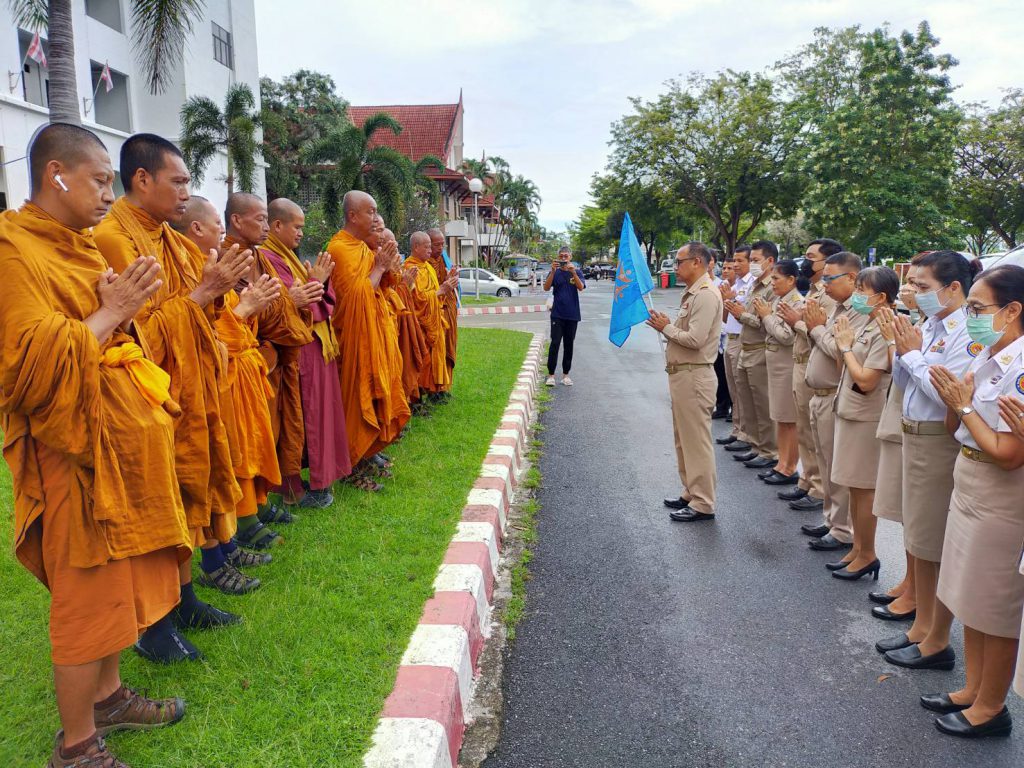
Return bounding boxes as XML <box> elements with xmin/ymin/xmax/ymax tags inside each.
<box><xmin>458</xmin><ymin>268</ymin><xmax>522</xmax><ymax>298</ymax></box>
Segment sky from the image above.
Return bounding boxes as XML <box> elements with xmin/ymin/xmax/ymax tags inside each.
<box><xmin>253</xmin><ymin>0</ymin><xmax>1023</xmax><ymax>232</ymax></box>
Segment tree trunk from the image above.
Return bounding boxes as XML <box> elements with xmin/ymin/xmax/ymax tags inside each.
<box><xmin>226</xmin><ymin>152</ymin><xmax>234</xmax><ymax>194</ymax></box>
<box><xmin>46</xmin><ymin>0</ymin><xmax>81</xmax><ymax>124</ymax></box>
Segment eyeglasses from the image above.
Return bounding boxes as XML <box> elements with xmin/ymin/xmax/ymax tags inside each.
<box><xmin>822</xmin><ymin>272</ymin><xmax>853</xmax><ymax>284</ymax></box>
<box><xmin>675</xmin><ymin>257</ymin><xmax>698</xmax><ymax>265</ymax></box>
<box><xmin>965</xmin><ymin>303</ymin><xmax>1005</xmax><ymax>319</ymax></box>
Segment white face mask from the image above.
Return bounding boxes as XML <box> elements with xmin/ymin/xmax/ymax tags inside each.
<box><xmin>748</xmin><ymin>262</ymin><xmax>763</xmax><ymax>279</ymax></box>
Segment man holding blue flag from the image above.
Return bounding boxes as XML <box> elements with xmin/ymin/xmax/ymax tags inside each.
<box><xmin>646</xmin><ymin>242</ymin><xmax>724</xmax><ymax>522</ymax></box>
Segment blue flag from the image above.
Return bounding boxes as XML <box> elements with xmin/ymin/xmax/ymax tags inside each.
<box><xmin>609</xmin><ymin>213</ymin><xmax>655</xmax><ymax>347</ymax></box>
<box><xmin>442</xmin><ymin>248</ymin><xmax>462</xmax><ymax>307</ymax></box>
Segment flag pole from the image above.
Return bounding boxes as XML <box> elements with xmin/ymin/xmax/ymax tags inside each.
<box><xmin>643</xmin><ymin>291</ymin><xmax>667</xmax><ymax>352</ymax></box>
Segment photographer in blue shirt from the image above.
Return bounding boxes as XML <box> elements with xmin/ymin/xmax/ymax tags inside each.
<box><xmin>544</xmin><ymin>246</ymin><xmax>586</xmax><ymax>386</ymax></box>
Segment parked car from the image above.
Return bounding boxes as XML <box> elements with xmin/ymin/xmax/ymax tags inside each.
<box><xmin>458</xmin><ymin>268</ymin><xmax>521</xmax><ymax>298</ymax></box>
<box><xmin>660</xmin><ymin>257</ymin><xmax>675</xmax><ymax>274</ymax></box>
<box><xmin>980</xmin><ymin>245</ymin><xmax>1024</xmax><ymax>270</ymax></box>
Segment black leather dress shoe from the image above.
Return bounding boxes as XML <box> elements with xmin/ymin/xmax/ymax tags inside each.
<box><xmin>801</xmin><ymin>523</ymin><xmax>829</xmax><ymax>537</ymax></box>
<box><xmin>733</xmin><ymin>451</ymin><xmax>758</xmax><ymax>462</ymax></box>
<box><xmin>885</xmin><ymin>644</ymin><xmax>956</xmax><ymax>671</ymax></box>
<box><xmin>789</xmin><ymin>496</ymin><xmax>824</xmax><ymax>512</ymax></box>
<box><xmin>663</xmin><ymin>496</ymin><xmax>690</xmax><ymax>510</ymax></box>
<box><xmin>920</xmin><ymin>693</ymin><xmax>970</xmax><ymax>715</ymax></box>
<box><xmin>711</xmin><ymin>409</ymin><xmax>730</xmax><ymax>420</ymax></box>
<box><xmin>764</xmin><ymin>471</ymin><xmax>799</xmax><ymax>486</ymax></box>
<box><xmin>716</xmin><ymin>435</ymin><xmax>737</xmax><ymax>445</ymax></box>
<box><xmin>808</xmin><ymin>534</ymin><xmax>852</xmax><ymax>551</ymax></box>
<box><xmin>669</xmin><ymin>509</ymin><xmax>715</xmax><ymax>523</ymax></box>
<box><xmin>872</xmin><ymin>605</ymin><xmax>916</xmax><ymax>621</ymax></box>
<box><xmin>723</xmin><ymin>441</ymin><xmax>752</xmax><ymax>452</ymax></box>
<box><xmin>832</xmin><ymin>559</ymin><xmax>881</xmax><ymax>581</ymax></box>
<box><xmin>868</xmin><ymin>591</ymin><xmax>896</xmax><ymax>605</ymax></box>
<box><xmin>757</xmin><ymin>468</ymin><xmax>777</xmax><ymax>479</ymax></box>
<box><xmin>875</xmin><ymin>633</ymin><xmax>912</xmax><ymax>654</ymax></box>
<box><xmin>935</xmin><ymin>707</ymin><xmax>1012</xmax><ymax>739</ymax></box>
<box><xmin>778</xmin><ymin>487</ymin><xmax>807</xmax><ymax>501</ymax></box>
<box><xmin>744</xmin><ymin>457</ymin><xmax>777</xmax><ymax>469</ymax></box>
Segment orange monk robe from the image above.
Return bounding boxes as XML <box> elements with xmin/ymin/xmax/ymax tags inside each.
<box><xmin>430</xmin><ymin>255</ymin><xmax>458</xmax><ymax>389</ymax></box>
<box><xmin>223</xmin><ymin>236</ymin><xmax>312</xmax><ymax>486</ymax></box>
<box><xmin>385</xmin><ymin>272</ymin><xmax>430</xmax><ymax>403</ymax></box>
<box><xmin>214</xmin><ymin>290</ymin><xmax>282</xmax><ymax>511</ymax></box>
<box><xmin>327</xmin><ymin>230</ymin><xmax>411</xmax><ymax>464</ymax></box>
<box><xmin>0</xmin><ymin>204</ymin><xmax>190</xmax><ymax>664</ymax></box>
<box><xmin>402</xmin><ymin>258</ymin><xmax>451</xmax><ymax>394</ymax></box>
<box><xmin>94</xmin><ymin>198</ymin><xmax>240</xmax><ymax>544</ymax></box>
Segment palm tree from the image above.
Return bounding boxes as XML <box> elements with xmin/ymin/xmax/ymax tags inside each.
<box><xmin>9</xmin><ymin>0</ymin><xmax>205</xmax><ymax>124</ymax></box>
<box><xmin>180</xmin><ymin>83</ymin><xmax>262</xmax><ymax>193</ymax></box>
<box><xmin>302</xmin><ymin>112</ymin><xmax>442</xmax><ymax>228</ymax></box>
<box><xmin>495</xmin><ymin>174</ymin><xmax>541</xmax><ymax>258</ymax></box>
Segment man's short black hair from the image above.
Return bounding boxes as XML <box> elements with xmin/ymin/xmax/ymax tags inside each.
<box><xmin>28</xmin><ymin>123</ymin><xmax>106</xmax><ymax>193</ymax></box>
<box><xmin>825</xmin><ymin>251</ymin><xmax>863</xmax><ymax>271</ymax></box>
<box><xmin>120</xmin><ymin>133</ymin><xmax>182</xmax><ymax>192</ymax></box>
<box><xmin>682</xmin><ymin>241</ymin><xmax>713</xmax><ymax>267</ymax></box>
<box><xmin>734</xmin><ymin>244</ymin><xmax>752</xmax><ymax>256</ymax></box>
<box><xmin>750</xmin><ymin>240</ymin><xmax>779</xmax><ymax>261</ymax></box>
<box><xmin>809</xmin><ymin>238</ymin><xmax>844</xmax><ymax>258</ymax></box>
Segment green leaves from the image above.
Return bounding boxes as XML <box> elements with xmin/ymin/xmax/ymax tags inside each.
<box><xmin>180</xmin><ymin>83</ymin><xmax>261</xmax><ymax>193</ymax></box>
<box><xmin>129</xmin><ymin>0</ymin><xmax>205</xmax><ymax>95</ymax></box>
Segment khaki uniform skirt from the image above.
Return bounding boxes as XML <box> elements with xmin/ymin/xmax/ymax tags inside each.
<box><xmin>901</xmin><ymin>430</ymin><xmax>958</xmax><ymax>562</ymax></box>
<box><xmin>937</xmin><ymin>453</ymin><xmax>1024</xmax><ymax>639</ymax></box>
<box><xmin>1016</xmin><ymin>555</ymin><xmax>1024</xmax><ymax>696</ymax></box>
<box><xmin>831</xmin><ymin>416</ymin><xmax>882</xmax><ymax>489</ymax></box>
<box><xmin>766</xmin><ymin>344</ymin><xmax>796</xmax><ymax>423</ymax></box>
<box><xmin>872</xmin><ymin>384</ymin><xmax>904</xmax><ymax>522</ymax></box>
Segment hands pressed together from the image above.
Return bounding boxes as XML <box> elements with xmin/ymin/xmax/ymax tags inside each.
<box><xmin>98</xmin><ymin>256</ymin><xmax>164</xmax><ymax>325</ymax></box>
<box><xmin>235</xmin><ymin>273</ymin><xmax>281</xmax><ymax>319</ymax></box>
<box><xmin>645</xmin><ymin>310</ymin><xmax>672</xmax><ymax>333</ymax></box>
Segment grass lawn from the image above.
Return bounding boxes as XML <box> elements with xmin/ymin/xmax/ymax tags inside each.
<box><xmin>0</xmin><ymin>327</ymin><xmax>532</xmax><ymax>767</ymax></box>
<box><xmin>460</xmin><ymin>295</ymin><xmax>501</xmax><ymax>306</ymax></box>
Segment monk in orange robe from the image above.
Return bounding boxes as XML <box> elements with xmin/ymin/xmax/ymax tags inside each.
<box><xmin>94</xmin><ymin>134</ymin><xmax>250</xmax><ymax>663</ymax></box>
<box><xmin>262</xmin><ymin>198</ymin><xmax>352</xmax><ymax>505</ymax></box>
<box><xmin>403</xmin><ymin>230</ymin><xmax>456</xmax><ymax>396</ymax></box>
<box><xmin>327</xmin><ymin>191</ymin><xmax>411</xmax><ymax>485</ymax></box>
<box><xmin>0</xmin><ymin>124</ymin><xmax>190</xmax><ymax>768</ymax></box>
<box><xmin>428</xmin><ymin>227</ymin><xmax>459</xmax><ymax>398</ymax></box>
<box><xmin>222</xmin><ymin>193</ymin><xmax>314</xmax><ymax>532</ymax></box>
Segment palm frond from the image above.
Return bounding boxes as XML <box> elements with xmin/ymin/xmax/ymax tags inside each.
<box><xmin>180</xmin><ymin>95</ymin><xmax>224</xmax><ymax>183</ymax></box>
<box><xmin>224</xmin><ymin>83</ymin><xmax>257</xmax><ymax>122</ymax></box>
<box><xmin>130</xmin><ymin>0</ymin><xmax>205</xmax><ymax>94</ymax></box>
<box><xmin>361</xmin><ymin>112</ymin><xmax>403</xmax><ymax>141</ymax></box>
<box><xmin>8</xmin><ymin>0</ymin><xmax>47</xmax><ymax>30</ymax></box>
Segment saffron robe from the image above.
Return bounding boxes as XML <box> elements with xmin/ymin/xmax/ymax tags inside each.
<box><xmin>402</xmin><ymin>258</ymin><xmax>450</xmax><ymax>393</ymax></box>
<box><xmin>429</xmin><ymin>255</ymin><xmax>458</xmax><ymax>389</ymax></box>
<box><xmin>327</xmin><ymin>230</ymin><xmax>411</xmax><ymax>464</ymax></box>
<box><xmin>94</xmin><ymin>198</ymin><xmax>240</xmax><ymax>542</ymax></box>
<box><xmin>261</xmin><ymin>234</ymin><xmax>352</xmax><ymax>487</ymax></box>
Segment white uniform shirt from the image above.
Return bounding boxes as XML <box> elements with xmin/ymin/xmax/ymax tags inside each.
<box><xmin>955</xmin><ymin>334</ymin><xmax>1024</xmax><ymax>449</ymax></box>
<box><xmin>894</xmin><ymin>307</ymin><xmax>973</xmax><ymax>422</ymax></box>
<box><xmin>723</xmin><ymin>272</ymin><xmax>754</xmax><ymax>335</ymax></box>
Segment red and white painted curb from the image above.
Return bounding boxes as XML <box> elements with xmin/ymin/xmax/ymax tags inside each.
<box><xmin>457</xmin><ymin>304</ymin><xmax>547</xmax><ymax>317</ymax></box>
<box><xmin>363</xmin><ymin>334</ymin><xmax>543</xmax><ymax>768</ymax></box>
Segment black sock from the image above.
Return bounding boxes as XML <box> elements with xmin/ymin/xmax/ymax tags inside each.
<box><xmin>177</xmin><ymin>582</ymin><xmax>201</xmax><ymax>617</ymax></box>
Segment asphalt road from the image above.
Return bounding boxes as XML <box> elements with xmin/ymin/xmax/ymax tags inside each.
<box><xmin>477</xmin><ymin>281</ymin><xmax>1024</xmax><ymax>768</ymax></box>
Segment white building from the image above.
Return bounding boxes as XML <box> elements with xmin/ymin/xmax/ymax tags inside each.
<box><xmin>0</xmin><ymin>0</ymin><xmax>264</xmax><ymax>214</ymax></box>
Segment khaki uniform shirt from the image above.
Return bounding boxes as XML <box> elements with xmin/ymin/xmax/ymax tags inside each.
<box><xmin>663</xmin><ymin>272</ymin><xmax>724</xmax><ymax>366</ymax></box>
<box><xmin>762</xmin><ymin>288</ymin><xmax>803</xmax><ymax>350</ymax></box>
<box><xmin>805</xmin><ymin>299</ymin><xmax>871</xmax><ymax>390</ymax></box>
<box><xmin>836</xmin><ymin>319</ymin><xmax>892</xmax><ymax>421</ymax></box>
<box><xmin>793</xmin><ymin>281</ymin><xmax>836</xmax><ymax>362</ymax></box>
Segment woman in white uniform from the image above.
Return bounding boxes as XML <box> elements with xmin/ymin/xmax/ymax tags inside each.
<box><xmin>922</xmin><ymin>264</ymin><xmax>1024</xmax><ymax>738</ymax></box>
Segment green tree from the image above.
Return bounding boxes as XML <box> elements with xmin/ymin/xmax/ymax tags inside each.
<box><xmin>569</xmin><ymin>204</ymin><xmax>612</xmax><ymax>260</ymax></box>
<box><xmin>592</xmin><ymin>173</ymin><xmax>692</xmax><ymax>269</ymax></box>
<box><xmin>782</xmin><ymin>22</ymin><xmax>962</xmax><ymax>258</ymax></box>
<box><xmin>9</xmin><ymin>0</ymin><xmax>205</xmax><ymax>124</ymax></box>
<box><xmin>260</xmin><ymin>70</ymin><xmax>349</xmax><ymax>201</ymax></box>
<box><xmin>180</xmin><ymin>83</ymin><xmax>262</xmax><ymax>193</ymax></box>
<box><xmin>608</xmin><ymin>70</ymin><xmax>803</xmax><ymax>256</ymax></box>
<box><xmin>952</xmin><ymin>91</ymin><xmax>1024</xmax><ymax>252</ymax></box>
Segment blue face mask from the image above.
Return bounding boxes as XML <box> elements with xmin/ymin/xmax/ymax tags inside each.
<box><xmin>915</xmin><ymin>287</ymin><xmax>947</xmax><ymax>317</ymax></box>
<box><xmin>850</xmin><ymin>293</ymin><xmax>876</xmax><ymax>315</ymax></box>
<box><xmin>966</xmin><ymin>310</ymin><xmax>1005</xmax><ymax>347</ymax></box>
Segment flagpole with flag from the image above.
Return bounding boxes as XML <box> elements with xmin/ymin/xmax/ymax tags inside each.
<box><xmin>608</xmin><ymin>212</ymin><xmax>661</xmax><ymax>349</ymax></box>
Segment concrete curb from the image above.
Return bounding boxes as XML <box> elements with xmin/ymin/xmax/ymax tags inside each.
<box><xmin>364</xmin><ymin>334</ymin><xmax>543</xmax><ymax>768</ymax></box>
<box><xmin>457</xmin><ymin>304</ymin><xmax>547</xmax><ymax>317</ymax></box>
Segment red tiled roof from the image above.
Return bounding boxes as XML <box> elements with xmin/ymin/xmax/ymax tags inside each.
<box><xmin>461</xmin><ymin>194</ymin><xmax>496</xmax><ymax>207</ymax></box>
<box><xmin>348</xmin><ymin>100</ymin><xmax>462</xmax><ymax>166</ymax></box>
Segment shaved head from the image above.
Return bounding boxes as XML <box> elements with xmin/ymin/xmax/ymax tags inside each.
<box><xmin>410</xmin><ymin>231</ymin><xmax>430</xmax><ymax>249</ymax></box>
<box><xmin>343</xmin><ymin>190</ymin><xmax>379</xmax><ymax>241</ymax></box>
<box><xmin>225</xmin><ymin>192</ymin><xmax>268</xmax><ymax>247</ymax></box>
<box><xmin>174</xmin><ymin>195</ymin><xmax>218</xmax><ymax>232</ymax></box>
<box><xmin>225</xmin><ymin>192</ymin><xmax>264</xmax><ymax>223</ymax></box>
<box><xmin>174</xmin><ymin>195</ymin><xmax>223</xmax><ymax>254</ymax></box>
<box><xmin>383</xmin><ymin>228</ymin><xmax>397</xmax><ymax>243</ymax></box>
<box><xmin>267</xmin><ymin>197</ymin><xmax>303</xmax><ymax>225</ymax></box>
<box><xmin>428</xmin><ymin>228</ymin><xmax>445</xmax><ymax>259</ymax></box>
<box><xmin>29</xmin><ymin>122</ymin><xmax>107</xmax><ymax>194</ymax></box>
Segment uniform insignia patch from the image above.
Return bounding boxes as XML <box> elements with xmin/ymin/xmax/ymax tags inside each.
<box><xmin>967</xmin><ymin>341</ymin><xmax>984</xmax><ymax>357</ymax></box>
<box><xmin>1017</xmin><ymin>373</ymin><xmax>1024</xmax><ymax>395</ymax></box>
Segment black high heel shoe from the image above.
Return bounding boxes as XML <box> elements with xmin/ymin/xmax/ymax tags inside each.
<box><xmin>831</xmin><ymin>559</ymin><xmax>881</xmax><ymax>581</ymax></box>
<box><xmin>868</xmin><ymin>591</ymin><xmax>896</xmax><ymax>605</ymax></box>
<box><xmin>825</xmin><ymin>559</ymin><xmax>852</xmax><ymax>571</ymax></box>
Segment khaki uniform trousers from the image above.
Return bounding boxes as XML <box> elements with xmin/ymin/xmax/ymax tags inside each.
<box><xmin>724</xmin><ymin>336</ymin><xmax>748</xmax><ymax>441</ymax></box>
<box><xmin>736</xmin><ymin>348</ymin><xmax>776</xmax><ymax>458</ymax></box>
<box><xmin>792</xmin><ymin>361</ymin><xmax>823</xmax><ymax>499</ymax></box>
<box><xmin>808</xmin><ymin>393</ymin><xmax>852</xmax><ymax>542</ymax></box>
<box><xmin>669</xmin><ymin>366</ymin><xmax>718</xmax><ymax>514</ymax></box>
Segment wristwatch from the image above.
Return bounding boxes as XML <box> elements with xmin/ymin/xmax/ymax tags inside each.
<box><xmin>958</xmin><ymin>405</ymin><xmax>975</xmax><ymax>417</ymax></box>
<box><xmin>840</xmin><ymin>347</ymin><xmax>853</xmax><ymax>354</ymax></box>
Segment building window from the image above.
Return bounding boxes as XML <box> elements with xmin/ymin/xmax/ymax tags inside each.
<box><xmin>85</xmin><ymin>0</ymin><xmax>123</xmax><ymax>32</ymax></box>
<box><xmin>212</xmin><ymin>22</ymin><xmax>234</xmax><ymax>69</ymax></box>
<box><xmin>90</xmin><ymin>62</ymin><xmax>131</xmax><ymax>132</ymax></box>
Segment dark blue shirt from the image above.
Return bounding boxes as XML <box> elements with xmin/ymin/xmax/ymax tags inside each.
<box><xmin>549</xmin><ymin>264</ymin><xmax>585</xmax><ymax>321</ymax></box>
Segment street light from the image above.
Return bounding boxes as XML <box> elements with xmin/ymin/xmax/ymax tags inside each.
<box><xmin>468</xmin><ymin>176</ymin><xmax>484</xmax><ymax>300</ymax></box>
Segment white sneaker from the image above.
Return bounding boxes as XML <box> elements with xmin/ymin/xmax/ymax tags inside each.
<box><xmin>545</xmin><ymin>375</ymin><xmax>556</xmax><ymax>387</ymax></box>
<box><xmin>562</xmin><ymin>375</ymin><xmax>573</xmax><ymax>386</ymax></box>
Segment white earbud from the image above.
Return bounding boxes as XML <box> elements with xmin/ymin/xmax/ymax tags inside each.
<box><xmin>54</xmin><ymin>174</ymin><xmax>69</xmax><ymax>192</ymax></box>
